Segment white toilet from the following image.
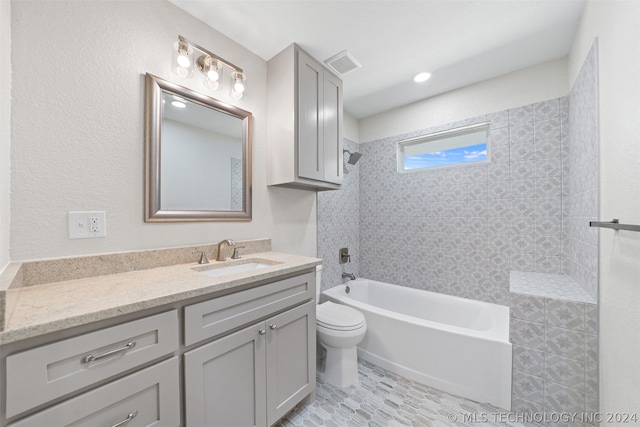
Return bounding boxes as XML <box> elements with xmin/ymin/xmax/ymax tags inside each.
<box><xmin>315</xmin><ymin>266</ymin><xmax>367</xmax><ymax>388</ymax></box>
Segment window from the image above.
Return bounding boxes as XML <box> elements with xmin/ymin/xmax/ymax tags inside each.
<box><xmin>397</xmin><ymin>123</ymin><xmax>490</xmax><ymax>172</ymax></box>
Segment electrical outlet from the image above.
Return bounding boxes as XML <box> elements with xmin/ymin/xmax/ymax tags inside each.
<box><xmin>68</xmin><ymin>211</ymin><xmax>106</xmax><ymax>239</ymax></box>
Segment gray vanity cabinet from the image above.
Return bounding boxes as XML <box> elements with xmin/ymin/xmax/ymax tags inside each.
<box><xmin>1</xmin><ymin>269</ymin><xmax>316</xmax><ymax>427</ymax></box>
<box><xmin>183</xmin><ymin>272</ymin><xmax>316</xmax><ymax>427</ymax></box>
<box><xmin>265</xmin><ymin>301</ymin><xmax>315</xmax><ymax>426</ymax></box>
<box><xmin>184</xmin><ymin>301</ymin><xmax>315</xmax><ymax>427</ymax></box>
<box><xmin>184</xmin><ymin>322</ymin><xmax>267</xmax><ymax>427</ymax></box>
<box><xmin>267</xmin><ymin>43</ymin><xmax>343</xmax><ymax>191</ymax></box>
<box><xmin>8</xmin><ymin>358</ymin><xmax>180</xmax><ymax>427</ymax></box>
<box><xmin>3</xmin><ymin>310</ymin><xmax>180</xmax><ymax>427</ymax></box>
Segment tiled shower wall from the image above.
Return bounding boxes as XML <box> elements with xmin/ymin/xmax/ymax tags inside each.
<box><xmin>317</xmin><ymin>139</ymin><xmax>360</xmax><ymax>291</ymax></box>
<box><xmin>565</xmin><ymin>43</ymin><xmax>599</xmax><ymax>300</ymax></box>
<box><xmin>510</xmin><ymin>42</ymin><xmax>600</xmax><ymax>422</ymax></box>
<box><xmin>357</xmin><ymin>100</ymin><xmax>568</xmax><ymax>306</ymax></box>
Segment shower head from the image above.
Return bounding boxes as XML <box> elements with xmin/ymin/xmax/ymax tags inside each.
<box><xmin>343</xmin><ymin>149</ymin><xmax>363</xmax><ymax>165</ymax></box>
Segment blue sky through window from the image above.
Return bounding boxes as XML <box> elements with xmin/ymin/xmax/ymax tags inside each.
<box><xmin>404</xmin><ymin>143</ymin><xmax>487</xmax><ymax>170</ymax></box>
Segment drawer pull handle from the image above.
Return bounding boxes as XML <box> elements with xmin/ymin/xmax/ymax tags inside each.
<box><xmin>258</xmin><ymin>328</ymin><xmax>266</xmax><ymax>336</ymax></box>
<box><xmin>82</xmin><ymin>341</ymin><xmax>136</xmax><ymax>363</ymax></box>
<box><xmin>269</xmin><ymin>324</ymin><xmax>277</xmax><ymax>330</ymax></box>
<box><xmin>111</xmin><ymin>410</ymin><xmax>138</xmax><ymax>427</ymax></box>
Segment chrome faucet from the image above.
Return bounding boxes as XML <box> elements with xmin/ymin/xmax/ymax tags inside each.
<box><xmin>216</xmin><ymin>239</ymin><xmax>236</xmax><ymax>261</ymax></box>
<box><xmin>342</xmin><ymin>272</ymin><xmax>356</xmax><ymax>281</ymax></box>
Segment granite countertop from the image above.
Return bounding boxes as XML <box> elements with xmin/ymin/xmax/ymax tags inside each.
<box><xmin>0</xmin><ymin>250</ymin><xmax>321</xmax><ymax>345</ymax></box>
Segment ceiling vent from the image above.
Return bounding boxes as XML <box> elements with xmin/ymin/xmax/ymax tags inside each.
<box><xmin>324</xmin><ymin>50</ymin><xmax>362</xmax><ymax>76</ymax></box>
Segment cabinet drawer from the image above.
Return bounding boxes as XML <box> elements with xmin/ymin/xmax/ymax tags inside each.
<box><xmin>185</xmin><ymin>272</ymin><xmax>314</xmax><ymax>346</ymax></box>
<box><xmin>9</xmin><ymin>357</ymin><xmax>180</xmax><ymax>427</ymax></box>
<box><xmin>6</xmin><ymin>310</ymin><xmax>178</xmax><ymax>418</ymax></box>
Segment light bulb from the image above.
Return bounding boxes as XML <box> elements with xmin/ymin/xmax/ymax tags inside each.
<box><xmin>207</xmin><ymin>69</ymin><xmax>220</xmax><ymax>82</ymax></box>
<box><xmin>177</xmin><ymin>52</ymin><xmax>190</xmax><ymax>68</ymax></box>
<box><xmin>233</xmin><ymin>81</ymin><xmax>245</xmax><ymax>94</ymax></box>
<box><xmin>172</xmin><ymin>40</ymin><xmax>193</xmax><ymax>78</ymax></box>
<box><xmin>230</xmin><ymin>71</ymin><xmax>246</xmax><ymax>99</ymax></box>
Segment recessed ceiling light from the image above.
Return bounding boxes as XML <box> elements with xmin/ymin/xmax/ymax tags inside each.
<box><xmin>413</xmin><ymin>72</ymin><xmax>432</xmax><ymax>83</ymax></box>
<box><xmin>171</xmin><ymin>100</ymin><xmax>186</xmax><ymax>108</ymax></box>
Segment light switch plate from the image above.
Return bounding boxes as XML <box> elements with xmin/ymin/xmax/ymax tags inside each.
<box><xmin>68</xmin><ymin>211</ymin><xmax>106</xmax><ymax>239</ymax></box>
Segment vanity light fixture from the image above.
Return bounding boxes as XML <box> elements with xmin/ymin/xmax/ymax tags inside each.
<box><xmin>172</xmin><ymin>35</ymin><xmax>247</xmax><ymax>99</ymax></box>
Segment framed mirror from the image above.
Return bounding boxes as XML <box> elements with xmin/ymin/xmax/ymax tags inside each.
<box><xmin>145</xmin><ymin>73</ymin><xmax>252</xmax><ymax>222</ymax></box>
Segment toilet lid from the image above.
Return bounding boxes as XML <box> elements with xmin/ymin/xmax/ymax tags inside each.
<box><xmin>316</xmin><ymin>302</ymin><xmax>366</xmax><ymax>331</ymax></box>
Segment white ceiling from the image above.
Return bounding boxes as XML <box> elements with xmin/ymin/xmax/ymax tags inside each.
<box><xmin>170</xmin><ymin>0</ymin><xmax>586</xmax><ymax>119</ymax></box>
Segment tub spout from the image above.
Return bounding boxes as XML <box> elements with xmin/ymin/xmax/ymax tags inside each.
<box><xmin>342</xmin><ymin>272</ymin><xmax>356</xmax><ymax>281</ymax></box>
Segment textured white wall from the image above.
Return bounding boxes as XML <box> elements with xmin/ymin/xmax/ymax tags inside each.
<box><xmin>0</xmin><ymin>0</ymin><xmax>10</xmax><ymax>272</ymax></box>
<box><xmin>358</xmin><ymin>58</ymin><xmax>568</xmax><ymax>142</ymax></box>
<box><xmin>343</xmin><ymin>111</ymin><xmax>360</xmax><ymax>143</ymax></box>
<box><xmin>10</xmin><ymin>1</ymin><xmax>317</xmax><ymax>261</ymax></box>
<box><xmin>569</xmin><ymin>1</ymin><xmax>640</xmax><ymax>418</ymax></box>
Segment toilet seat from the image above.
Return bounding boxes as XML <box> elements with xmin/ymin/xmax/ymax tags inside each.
<box><xmin>316</xmin><ymin>302</ymin><xmax>366</xmax><ymax>331</ymax></box>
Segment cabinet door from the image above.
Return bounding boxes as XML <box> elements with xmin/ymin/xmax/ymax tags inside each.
<box><xmin>184</xmin><ymin>323</ymin><xmax>267</xmax><ymax>427</ymax></box>
<box><xmin>297</xmin><ymin>50</ymin><xmax>324</xmax><ymax>181</ymax></box>
<box><xmin>9</xmin><ymin>357</ymin><xmax>179</xmax><ymax>427</ymax></box>
<box><xmin>322</xmin><ymin>71</ymin><xmax>343</xmax><ymax>185</ymax></box>
<box><xmin>266</xmin><ymin>301</ymin><xmax>316</xmax><ymax>426</ymax></box>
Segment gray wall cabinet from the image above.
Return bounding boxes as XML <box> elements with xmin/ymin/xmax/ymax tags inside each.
<box><xmin>267</xmin><ymin>43</ymin><xmax>343</xmax><ymax>191</ymax></box>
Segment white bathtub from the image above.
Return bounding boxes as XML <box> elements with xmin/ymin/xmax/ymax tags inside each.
<box><xmin>322</xmin><ymin>278</ymin><xmax>512</xmax><ymax>410</ymax></box>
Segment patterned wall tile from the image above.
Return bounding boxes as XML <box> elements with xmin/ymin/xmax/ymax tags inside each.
<box><xmin>545</xmin><ymin>354</ymin><xmax>585</xmax><ymax>391</ymax></box>
<box><xmin>511</xmin><ymin>293</ymin><xmax>545</xmax><ymax>321</ymax></box>
<box><xmin>488</xmin><ymin>163</ymin><xmax>510</xmax><ymax>182</ymax></box>
<box><xmin>534</xmin><ymin>119</ymin><xmax>562</xmax><ymax>140</ymax></box>
<box><xmin>585</xmin><ymin>333</ymin><xmax>598</xmax><ymax>366</ymax></box>
<box><xmin>535</xmin><ymin>158</ymin><xmax>562</xmax><ymax>178</ymax></box>
<box><xmin>546</xmin><ymin>299</ymin><xmax>585</xmax><ymax>331</ymax></box>
<box><xmin>536</xmin><ymin>197</ymin><xmax>562</xmax><ymax>217</ymax></box>
<box><xmin>535</xmin><ymin>99</ymin><xmax>560</xmax><ymax>122</ymax></box>
<box><xmin>513</xmin><ymin>345</ymin><xmax>545</xmax><ymax>377</ymax></box>
<box><xmin>510</xmin><ymin>105</ymin><xmax>534</xmax><ymax>125</ymax></box>
<box><xmin>585</xmin><ymin>363</ymin><xmax>598</xmax><ymax>396</ymax></box>
<box><xmin>536</xmin><ymin>178</ymin><xmax>562</xmax><ymax>197</ymax></box>
<box><xmin>546</xmin><ymin>326</ymin><xmax>585</xmax><ymax>361</ymax></box>
<box><xmin>544</xmin><ymin>381</ymin><xmax>585</xmax><ymax>413</ymax></box>
<box><xmin>511</xmin><ymin>319</ymin><xmax>545</xmax><ymax>350</ymax></box>
<box><xmin>512</xmin><ymin>396</ymin><xmax>544</xmax><ymax>414</ymax></box>
<box><xmin>488</xmin><ymin>110</ymin><xmax>510</xmax><ymax>129</ymax></box>
<box><xmin>513</xmin><ymin>370</ymin><xmax>544</xmax><ymax>405</ymax></box>
<box><xmin>510</xmin><ymin>143</ymin><xmax>535</xmax><ymax>162</ymax></box>
<box><xmin>511</xmin><ymin>235</ymin><xmax>534</xmax><ymax>254</ymax></box>
<box><xmin>535</xmin><ymin>137</ymin><xmax>562</xmax><ymax>161</ymax></box>
<box><xmin>511</xmin><ymin>161</ymin><xmax>536</xmax><ymax>180</ymax></box>
<box><xmin>585</xmin><ymin>304</ymin><xmax>597</xmax><ymax>335</ymax></box>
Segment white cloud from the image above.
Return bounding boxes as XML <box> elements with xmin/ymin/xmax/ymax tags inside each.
<box><xmin>463</xmin><ymin>150</ymin><xmax>487</xmax><ymax>159</ymax></box>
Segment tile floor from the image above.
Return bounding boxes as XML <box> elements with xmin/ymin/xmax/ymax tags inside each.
<box><xmin>275</xmin><ymin>361</ymin><xmax>538</xmax><ymax>427</ymax></box>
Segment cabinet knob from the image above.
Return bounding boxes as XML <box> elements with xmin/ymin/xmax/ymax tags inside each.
<box><xmin>269</xmin><ymin>324</ymin><xmax>277</xmax><ymax>330</ymax></box>
<box><xmin>258</xmin><ymin>329</ymin><xmax>266</xmax><ymax>335</ymax></box>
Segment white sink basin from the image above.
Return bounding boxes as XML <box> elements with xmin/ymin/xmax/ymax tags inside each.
<box><xmin>194</xmin><ymin>261</ymin><xmax>276</xmax><ymax>278</ymax></box>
